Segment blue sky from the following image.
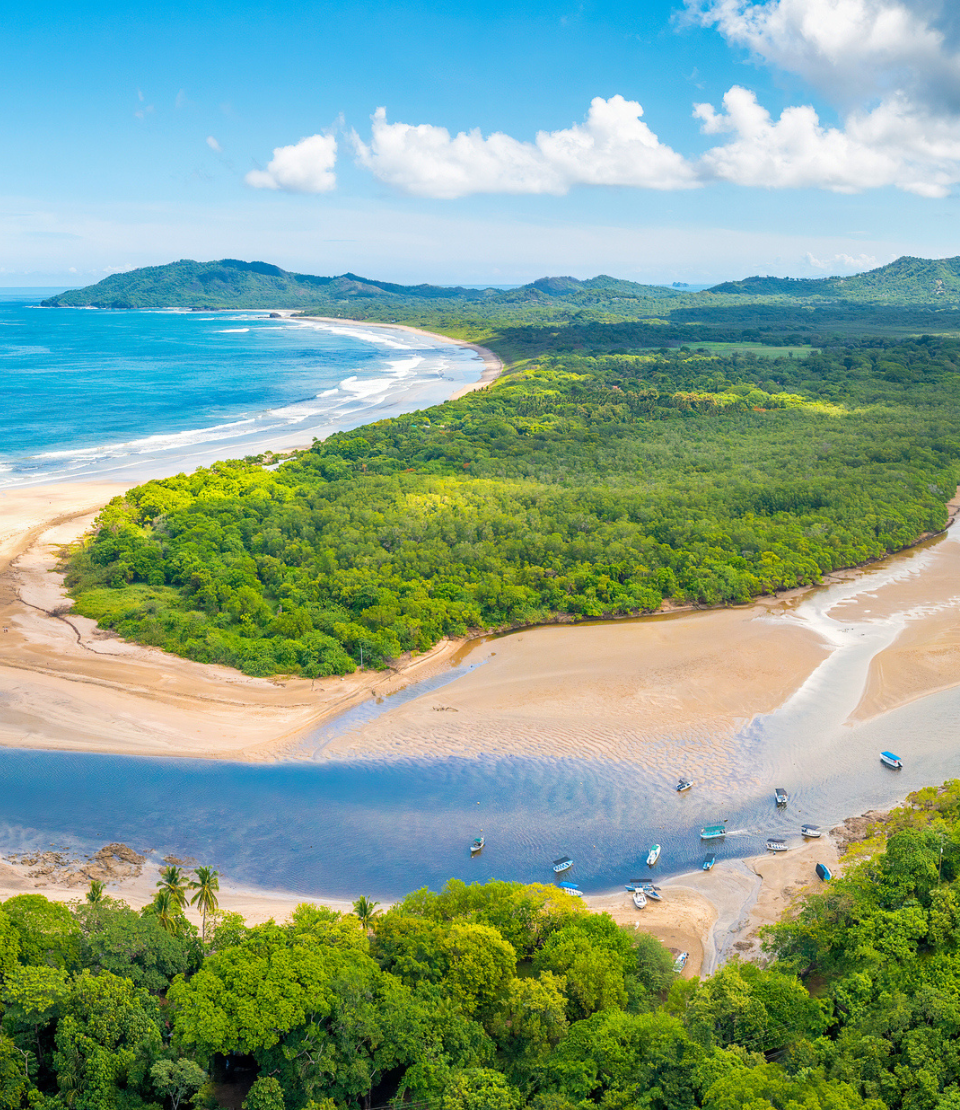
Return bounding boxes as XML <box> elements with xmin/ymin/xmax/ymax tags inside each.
<box><xmin>5</xmin><ymin>0</ymin><xmax>960</xmax><ymax>286</ymax></box>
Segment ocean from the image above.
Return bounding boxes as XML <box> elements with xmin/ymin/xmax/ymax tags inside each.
<box><xmin>0</xmin><ymin>290</ymin><xmax>486</xmax><ymax>487</ymax></box>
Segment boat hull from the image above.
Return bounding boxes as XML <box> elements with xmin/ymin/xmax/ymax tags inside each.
<box><xmin>700</xmin><ymin>826</ymin><xmax>726</xmax><ymax>840</ymax></box>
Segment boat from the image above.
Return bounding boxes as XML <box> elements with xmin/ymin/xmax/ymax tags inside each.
<box><xmin>673</xmin><ymin>951</ymin><xmax>689</xmax><ymax>972</ymax></box>
<box><xmin>553</xmin><ymin>856</ymin><xmax>573</xmax><ymax>873</ymax></box>
<box><xmin>558</xmin><ymin>882</ymin><xmax>583</xmax><ymax>898</ymax></box>
<box><xmin>702</xmin><ymin>854</ymin><xmax>716</xmax><ymax>871</ymax></box>
<box><xmin>816</xmin><ymin>862</ymin><xmax>832</xmax><ymax>881</ymax></box>
<box><xmin>646</xmin><ymin>844</ymin><xmax>661</xmax><ymax>866</ymax></box>
<box><xmin>676</xmin><ymin>779</ymin><xmax>693</xmax><ymax>792</ymax></box>
<box><xmin>632</xmin><ymin>889</ymin><xmax>647</xmax><ymax>909</ymax></box>
<box><xmin>470</xmin><ymin>837</ymin><xmax>484</xmax><ymax>854</ymax></box>
<box><xmin>881</xmin><ymin>751</ymin><xmax>903</xmax><ymax>769</ymax></box>
<box><xmin>640</xmin><ymin>882</ymin><xmax>663</xmax><ymax>901</ymax></box>
<box><xmin>766</xmin><ymin>837</ymin><xmax>788</xmax><ymax>852</ymax></box>
<box><xmin>775</xmin><ymin>787</ymin><xmax>788</xmax><ymax>806</ymax></box>
<box><xmin>801</xmin><ymin>824</ymin><xmax>821</xmax><ymax>838</ymax></box>
<box><xmin>700</xmin><ymin>824</ymin><xmax>726</xmax><ymax>840</ymax></box>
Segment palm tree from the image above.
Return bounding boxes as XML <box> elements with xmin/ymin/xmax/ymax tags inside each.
<box><xmin>189</xmin><ymin>866</ymin><xmax>220</xmax><ymax>941</ymax></box>
<box><xmin>352</xmin><ymin>896</ymin><xmax>380</xmax><ymax>930</ymax></box>
<box><xmin>151</xmin><ymin>889</ymin><xmax>178</xmax><ymax>934</ymax></box>
<box><xmin>157</xmin><ymin>865</ymin><xmax>189</xmax><ymax>909</ymax></box>
<box><xmin>85</xmin><ymin>879</ymin><xmax>105</xmax><ymax>904</ymax></box>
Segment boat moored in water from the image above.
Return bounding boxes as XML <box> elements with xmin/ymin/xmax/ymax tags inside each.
<box><xmin>775</xmin><ymin>787</ymin><xmax>788</xmax><ymax>806</ymax></box>
<box><xmin>470</xmin><ymin>837</ymin><xmax>484</xmax><ymax>854</ymax></box>
<box><xmin>816</xmin><ymin>862</ymin><xmax>832</xmax><ymax>881</ymax></box>
<box><xmin>646</xmin><ymin>844</ymin><xmax>661</xmax><ymax>866</ymax></box>
<box><xmin>632</xmin><ymin>889</ymin><xmax>647</xmax><ymax>909</ymax></box>
<box><xmin>766</xmin><ymin>837</ymin><xmax>788</xmax><ymax>852</ymax></box>
<box><xmin>801</xmin><ymin>824</ymin><xmax>822</xmax><ymax>838</ymax></box>
<box><xmin>881</xmin><ymin>751</ymin><xmax>903</xmax><ymax>769</ymax></box>
<box><xmin>700</xmin><ymin>823</ymin><xmax>726</xmax><ymax>840</ymax></box>
<box><xmin>553</xmin><ymin>856</ymin><xmax>574</xmax><ymax>873</ymax></box>
<box><xmin>676</xmin><ymin>779</ymin><xmax>693</xmax><ymax>792</ymax></box>
<box><xmin>702</xmin><ymin>854</ymin><xmax>716</xmax><ymax>871</ymax></box>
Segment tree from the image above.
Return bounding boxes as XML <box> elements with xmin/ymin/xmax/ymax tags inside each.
<box><xmin>243</xmin><ymin>1075</ymin><xmax>285</xmax><ymax>1110</ymax></box>
<box><xmin>75</xmin><ymin>900</ymin><xmax>194</xmax><ymax>992</ymax></box>
<box><xmin>157</xmin><ymin>865</ymin><xmax>189</xmax><ymax>910</ymax></box>
<box><xmin>85</xmin><ymin>880</ymin><xmax>106</xmax><ymax>904</ymax></box>
<box><xmin>353</xmin><ymin>896</ymin><xmax>380</xmax><ymax>930</ymax></box>
<box><xmin>149</xmin><ymin>890</ymin><xmax>179</xmax><ymax>935</ymax></box>
<box><xmin>151</xmin><ymin>1058</ymin><xmax>208</xmax><ymax>1110</ymax></box>
<box><xmin>188</xmin><ymin>866</ymin><xmax>220</xmax><ymax>941</ymax></box>
<box><xmin>1</xmin><ymin>895</ymin><xmax>80</xmax><ymax>970</ymax></box>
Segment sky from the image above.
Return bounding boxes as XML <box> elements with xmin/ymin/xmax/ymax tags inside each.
<box><xmin>5</xmin><ymin>0</ymin><xmax>960</xmax><ymax>287</ymax></box>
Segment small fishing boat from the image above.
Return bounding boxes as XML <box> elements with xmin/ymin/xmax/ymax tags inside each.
<box><xmin>702</xmin><ymin>854</ymin><xmax>716</xmax><ymax>871</ymax></box>
<box><xmin>640</xmin><ymin>882</ymin><xmax>663</xmax><ymax>901</ymax></box>
<box><xmin>553</xmin><ymin>856</ymin><xmax>574</xmax><ymax>873</ymax></box>
<box><xmin>766</xmin><ymin>837</ymin><xmax>788</xmax><ymax>852</ymax></box>
<box><xmin>673</xmin><ymin>951</ymin><xmax>689</xmax><ymax>972</ymax></box>
<box><xmin>775</xmin><ymin>787</ymin><xmax>788</xmax><ymax>806</ymax></box>
<box><xmin>676</xmin><ymin>779</ymin><xmax>693</xmax><ymax>793</ymax></box>
<box><xmin>558</xmin><ymin>882</ymin><xmax>583</xmax><ymax>898</ymax></box>
<box><xmin>632</xmin><ymin>889</ymin><xmax>647</xmax><ymax>909</ymax></box>
<box><xmin>816</xmin><ymin>862</ymin><xmax>832</xmax><ymax>881</ymax></box>
<box><xmin>700</xmin><ymin>824</ymin><xmax>726</xmax><ymax>840</ymax></box>
<box><xmin>646</xmin><ymin>844</ymin><xmax>661</xmax><ymax>866</ymax></box>
<box><xmin>881</xmin><ymin>751</ymin><xmax>903</xmax><ymax>769</ymax></box>
<box><xmin>470</xmin><ymin>837</ymin><xmax>484</xmax><ymax>854</ymax></box>
<box><xmin>801</xmin><ymin>824</ymin><xmax>821</xmax><ymax>838</ymax></box>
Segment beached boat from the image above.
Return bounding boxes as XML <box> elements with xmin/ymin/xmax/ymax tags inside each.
<box><xmin>766</xmin><ymin>837</ymin><xmax>788</xmax><ymax>852</ymax></box>
<box><xmin>816</xmin><ymin>862</ymin><xmax>832</xmax><ymax>881</ymax></box>
<box><xmin>673</xmin><ymin>951</ymin><xmax>689</xmax><ymax>972</ymax></box>
<box><xmin>632</xmin><ymin>889</ymin><xmax>647</xmax><ymax>909</ymax></box>
<box><xmin>470</xmin><ymin>837</ymin><xmax>484</xmax><ymax>854</ymax></box>
<box><xmin>700</xmin><ymin>824</ymin><xmax>726</xmax><ymax>840</ymax></box>
<box><xmin>558</xmin><ymin>881</ymin><xmax>583</xmax><ymax>897</ymax></box>
<box><xmin>775</xmin><ymin>787</ymin><xmax>788</xmax><ymax>806</ymax></box>
<box><xmin>553</xmin><ymin>856</ymin><xmax>573</xmax><ymax>873</ymax></box>
<box><xmin>702</xmin><ymin>854</ymin><xmax>716</xmax><ymax>871</ymax></box>
<box><xmin>640</xmin><ymin>882</ymin><xmax>663</xmax><ymax>901</ymax></box>
<box><xmin>801</xmin><ymin>824</ymin><xmax>821</xmax><ymax>838</ymax></box>
<box><xmin>881</xmin><ymin>751</ymin><xmax>903</xmax><ymax>769</ymax></box>
<box><xmin>676</xmin><ymin>779</ymin><xmax>693</xmax><ymax>792</ymax></box>
<box><xmin>646</xmin><ymin>844</ymin><xmax>661</xmax><ymax>866</ymax></box>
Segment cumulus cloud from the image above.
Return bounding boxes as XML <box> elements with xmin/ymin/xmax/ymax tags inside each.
<box><xmin>351</xmin><ymin>97</ymin><xmax>698</xmax><ymax>198</ymax></box>
<box><xmin>806</xmin><ymin>251</ymin><xmax>879</xmax><ymax>269</ymax></box>
<box><xmin>245</xmin><ymin>133</ymin><xmax>337</xmax><ymax>193</ymax></box>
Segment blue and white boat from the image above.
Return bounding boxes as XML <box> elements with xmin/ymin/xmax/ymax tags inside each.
<box><xmin>702</xmin><ymin>854</ymin><xmax>716</xmax><ymax>871</ymax></box>
<box><xmin>816</xmin><ymin>863</ymin><xmax>832</xmax><ymax>881</ymax></box>
<box><xmin>646</xmin><ymin>844</ymin><xmax>661</xmax><ymax>866</ymax></box>
<box><xmin>673</xmin><ymin>951</ymin><xmax>689</xmax><ymax>972</ymax></box>
<box><xmin>640</xmin><ymin>882</ymin><xmax>663</xmax><ymax>901</ymax></box>
<box><xmin>553</xmin><ymin>856</ymin><xmax>574</xmax><ymax>873</ymax></box>
<box><xmin>881</xmin><ymin>751</ymin><xmax>903</xmax><ymax>769</ymax></box>
<box><xmin>558</xmin><ymin>881</ymin><xmax>583</xmax><ymax>898</ymax></box>
<box><xmin>676</xmin><ymin>779</ymin><xmax>693</xmax><ymax>793</ymax></box>
<box><xmin>700</xmin><ymin>824</ymin><xmax>726</xmax><ymax>840</ymax></box>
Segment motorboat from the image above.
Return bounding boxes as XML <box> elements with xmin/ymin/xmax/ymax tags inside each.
<box><xmin>673</xmin><ymin>951</ymin><xmax>688</xmax><ymax>972</ymax></box>
<box><xmin>702</xmin><ymin>854</ymin><xmax>716</xmax><ymax>871</ymax></box>
<box><xmin>470</xmin><ymin>837</ymin><xmax>484</xmax><ymax>854</ymax></box>
<box><xmin>881</xmin><ymin>751</ymin><xmax>903</xmax><ymax>769</ymax></box>
<box><xmin>676</xmin><ymin>779</ymin><xmax>693</xmax><ymax>792</ymax></box>
<box><xmin>775</xmin><ymin>787</ymin><xmax>788</xmax><ymax>806</ymax></box>
<box><xmin>646</xmin><ymin>844</ymin><xmax>661</xmax><ymax>866</ymax></box>
<box><xmin>632</xmin><ymin>889</ymin><xmax>647</xmax><ymax>909</ymax></box>
<box><xmin>700</xmin><ymin>824</ymin><xmax>726</xmax><ymax>840</ymax></box>
<box><xmin>816</xmin><ymin>863</ymin><xmax>832</xmax><ymax>881</ymax></box>
<box><xmin>640</xmin><ymin>882</ymin><xmax>662</xmax><ymax>901</ymax></box>
<box><xmin>801</xmin><ymin>824</ymin><xmax>821</xmax><ymax>838</ymax></box>
<box><xmin>766</xmin><ymin>838</ymin><xmax>788</xmax><ymax>852</ymax></box>
<box><xmin>553</xmin><ymin>856</ymin><xmax>574</xmax><ymax>873</ymax></box>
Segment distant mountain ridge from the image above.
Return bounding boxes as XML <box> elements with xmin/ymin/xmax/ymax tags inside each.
<box><xmin>40</xmin><ymin>259</ymin><xmax>683</xmax><ymax>310</ymax></box>
<box><xmin>39</xmin><ymin>253</ymin><xmax>960</xmax><ymax>311</ymax></box>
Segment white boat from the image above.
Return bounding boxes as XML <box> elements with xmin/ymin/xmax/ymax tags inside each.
<box><xmin>558</xmin><ymin>882</ymin><xmax>583</xmax><ymax>898</ymax></box>
<box><xmin>553</xmin><ymin>856</ymin><xmax>573</xmax><ymax>873</ymax></box>
<box><xmin>640</xmin><ymin>882</ymin><xmax>662</xmax><ymax>901</ymax></box>
<box><xmin>775</xmin><ymin>787</ymin><xmax>788</xmax><ymax>806</ymax></box>
<box><xmin>800</xmin><ymin>824</ymin><xmax>821</xmax><ymax>838</ymax></box>
<box><xmin>676</xmin><ymin>779</ymin><xmax>693</xmax><ymax>792</ymax></box>
<box><xmin>766</xmin><ymin>838</ymin><xmax>788</xmax><ymax>852</ymax></box>
<box><xmin>673</xmin><ymin>951</ymin><xmax>689</xmax><ymax>972</ymax></box>
<box><xmin>646</xmin><ymin>844</ymin><xmax>661</xmax><ymax>866</ymax></box>
<box><xmin>632</xmin><ymin>889</ymin><xmax>647</xmax><ymax>909</ymax></box>
<box><xmin>700</xmin><ymin>824</ymin><xmax>726</xmax><ymax>840</ymax></box>
<box><xmin>881</xmin><ymin>751</ymin><xmax>903</xmax><ymax>769</ymax></box>
<box><xmin>702</xmin><ymin>854</ymin><xmax>716</xmax><ymax>871</ymax></box>
<box><xmin>470</xmin><ymin>837</ymin><xmax>484</xmax><ymax>854</ymax></box>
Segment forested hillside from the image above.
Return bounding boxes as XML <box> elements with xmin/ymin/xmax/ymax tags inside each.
<box><xmin>66</xmin><ymin>333</ymin><xmax>960</xmax><ymax>678</ymax></box>
<box><xmin>3</xmin><ymin>781</ymin><xmax>960</xmax><ymax>1108</ymax></box>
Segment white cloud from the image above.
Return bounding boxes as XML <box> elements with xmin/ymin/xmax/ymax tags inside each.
<box><xmin>351</xmin><ymin>97</ymin><xmax>698</xmax><ymax>198</ymax></box>
<box><xmin>245</xmin><ymin>134</ymin><xmax>338</xmax><ymax>193</ymax></box>
<box><xmin>806</xmin><ymin>250</ymin><xmax>879</xmax><ymax>270</ymax></box>
<box><xmin>206</xmin><ymin>136</ymin><xmax>223</xmax><ymax>153</ymax></box>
